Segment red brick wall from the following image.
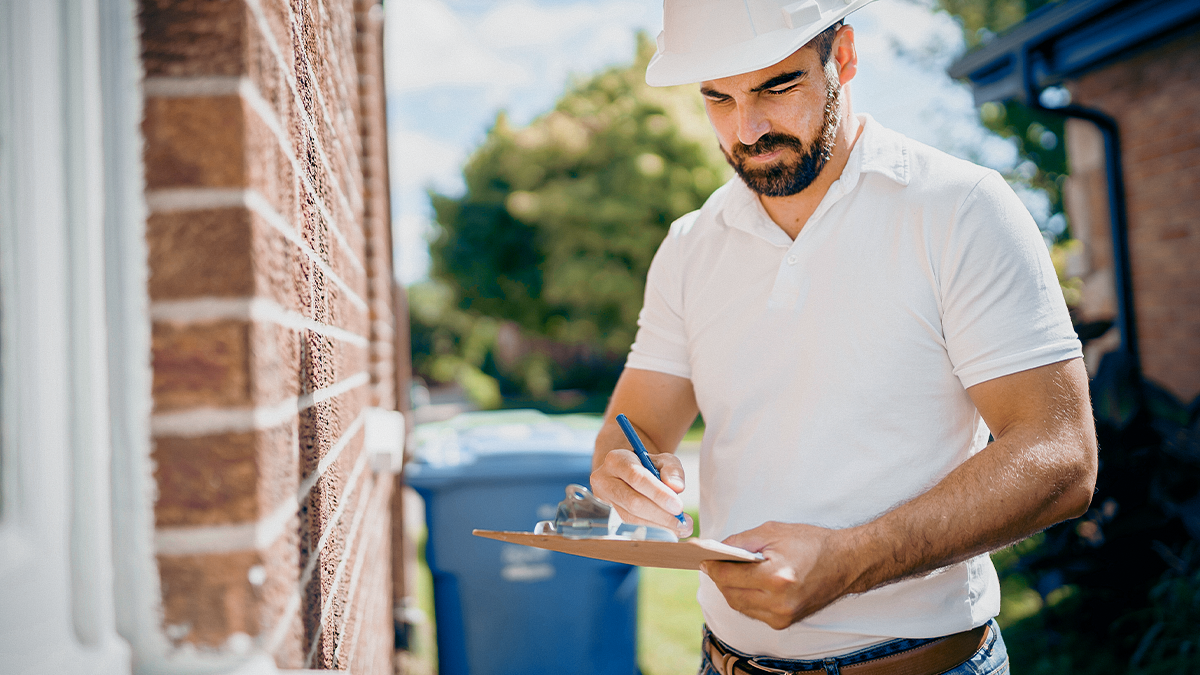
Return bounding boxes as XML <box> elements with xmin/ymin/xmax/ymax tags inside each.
<box><xmin>1064</xmin><ymin>30</ymin><xmax>1200</xmax><ymax>401</ymax></box>
<box><xmin>139</xmin><ymin>0</ymin><xmax>397</xmax><ymax>671</ymax></box>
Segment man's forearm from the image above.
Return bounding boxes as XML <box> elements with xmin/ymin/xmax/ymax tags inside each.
<box><xmin>838</xmin><ymin>358</ymin><xmax>1098</xmax><ymax>595</ymax></box>
<box><xmin>591</xmin><ymin>368</ymin><xmax>698</xmax><ymax>470</ymax></box>
<box><xmin>839</xmin><ymin>421</ymin><xmax>1095</xmax><ymax>594</ymax></box>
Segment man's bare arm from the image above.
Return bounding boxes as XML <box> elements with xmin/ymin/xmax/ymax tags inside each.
<box><xmin>703</xmin><ymin>358</ymin><xmax>1098</xmax><ymax>629</ymax></box>
<box><xmin>591</xmin><ymin>368</ymin><xmax>700</xmax><ymax>535</ymax></box>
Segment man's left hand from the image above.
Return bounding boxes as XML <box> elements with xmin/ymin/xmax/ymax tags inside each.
<box><xmin>701</xmin><ymin>521</ymin><xmax>853</xmax><ymax>630</ymax></box>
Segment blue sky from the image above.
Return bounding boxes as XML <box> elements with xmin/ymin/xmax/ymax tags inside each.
<box><xmin>384</xmin><ymin>0</ymin><xmax>1028</xmax><ymax>285</ymax></box>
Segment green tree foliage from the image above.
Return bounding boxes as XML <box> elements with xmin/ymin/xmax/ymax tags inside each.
<box><xmin>418</xmin><ymin>33</ymin><xmax>729</xmax><ymax>404</ymax></box>
<box><xmin>940</xmin><ymin>0</ymin><xmax>1069</xmax><ymax>240</ymax></box>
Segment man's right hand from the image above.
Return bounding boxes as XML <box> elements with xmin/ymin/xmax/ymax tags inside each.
<box><xmin>591</xmin><ymin>445</ymin><xmax>694</xmax><ymax>536</ymax></box>
<box><xmin>589</xmin><ymin>368</ymin><xmax>700</xmax><ymax>537</ymax></box>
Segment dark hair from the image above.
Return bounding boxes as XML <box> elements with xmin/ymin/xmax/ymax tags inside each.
<box><xmin>811</xmin><ymin>21</ymin><xmax>844</xmax><ymax>64</ymax></box>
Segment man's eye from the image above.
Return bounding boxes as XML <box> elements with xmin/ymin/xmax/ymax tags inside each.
<box><xmin>767</xmin><ymin>86</ymin><xmax>796</xmax><ymax>95</ymax></box>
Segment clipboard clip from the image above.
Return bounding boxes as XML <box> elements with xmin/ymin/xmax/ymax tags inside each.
<box><xmin>533</xmin><ymin>484</ymin><xmax>678</xmax><ymax>542</ymax></box>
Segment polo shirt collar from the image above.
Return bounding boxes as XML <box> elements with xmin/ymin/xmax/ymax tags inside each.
<box><xmin>849</xmin><ymin>113</ymin><xmax>910</xmax><ymax>189</ymax></box>
<box><xmin>718</xmin><ymin>114</ymin><xmax>911</xmax><ymax>245</ymax></box>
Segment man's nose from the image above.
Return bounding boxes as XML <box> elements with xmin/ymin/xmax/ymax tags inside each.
<box><xmin>736</xmin><ymin>104</ymin><xmax>770</xmax><ymax>146</ymax></box>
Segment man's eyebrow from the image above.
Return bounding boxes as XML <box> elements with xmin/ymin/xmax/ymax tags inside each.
<box><xmin>750</xmin><ymin>70</ymin><xmax>807</xmax><ymax>92</ymax></box>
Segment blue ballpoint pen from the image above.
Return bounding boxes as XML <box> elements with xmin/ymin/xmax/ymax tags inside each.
<box><xmin>615</xmin><ymin>413</ymin><xmax>688</xmax><ymax>525</ymax></box>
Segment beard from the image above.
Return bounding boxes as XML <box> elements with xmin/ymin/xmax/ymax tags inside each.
<box><xmin>722</xmin><ymin>73</ymin><xmax>842</xmax><ymax>198</ymax></box>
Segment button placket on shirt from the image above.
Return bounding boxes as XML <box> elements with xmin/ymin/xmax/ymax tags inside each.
<box><xmin>766</xmin><ymin>180</ymin><xmax>847</xmax><ymax>310</ymax></box>
<box><xmin>767</xmin><ymin>242</ymin><xmax>811</xmax><ymax>310</ymax></box>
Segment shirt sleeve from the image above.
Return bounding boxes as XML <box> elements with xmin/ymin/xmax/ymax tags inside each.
<box><xmin>625</xmin><ymin>213</ymin><xmax>694</xmax><ymax>379</ymax></box>
<box><xmin>939</xmin><ymin>171</ymin><xmax>1083</xmax><ymax>389</ymax></box>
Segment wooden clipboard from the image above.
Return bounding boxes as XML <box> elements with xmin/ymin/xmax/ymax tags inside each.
<box><xmin>472</xmin><ymin>529</ymin><xmax>763</xmax><ymax>570</ymax></box>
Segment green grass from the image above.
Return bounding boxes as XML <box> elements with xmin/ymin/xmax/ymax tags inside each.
<box><xmin>639</xmin><ymin>507</ymin><xmax>705</xmax><ymax>675</ymax></box>
<box><xmin>638</xmin><ymin>565</ymin><xmax>705</xmax><ymax>675</ymax></box>
<box><xmin>409</xmin><ymin>533</ymin><xmax>438</xmax><ymax>673</ymax></box>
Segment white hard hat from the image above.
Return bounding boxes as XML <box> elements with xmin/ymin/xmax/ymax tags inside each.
<box><xmin>646</xmin><ymin>0</ymin><xmax>878</xmax><ymax>87</ymax></box>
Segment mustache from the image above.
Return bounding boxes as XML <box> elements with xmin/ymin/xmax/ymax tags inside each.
<box><xmin>731</xmin><ymin>133</ymin><xmax>805</xmax><ymax>160</ymax></box>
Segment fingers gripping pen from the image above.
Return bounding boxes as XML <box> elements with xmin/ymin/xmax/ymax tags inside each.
<box><xmin>615</xmin><ymin>414</ymin><xmax>688</xmax><ymax>526</ymax></box>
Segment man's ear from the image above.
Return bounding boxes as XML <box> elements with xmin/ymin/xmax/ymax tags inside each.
<box><xmin>833</xmin><ymin>24</ymin><xmax>858</xmax><ymax>86</ymax></box>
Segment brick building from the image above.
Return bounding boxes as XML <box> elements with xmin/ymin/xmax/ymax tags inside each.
<box><xmin>949</xmin><ymin>0</ymin><xmax>1200</xmax><ymax>404</ymax></box>
<box><xmin>1</xmin><ymin>0</ymin><xmax>410</xmax><ymax>673</ymax></box>
<box><xmin>1064</xmin><ymin>35</ymin><xmax>1200</xmax><ymax>400</ymax></box>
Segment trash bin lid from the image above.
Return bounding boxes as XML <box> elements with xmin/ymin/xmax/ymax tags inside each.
<box><xmin>409</xmin><ymin>409</ymin><xmax>601</xmax><ymax>472</ymax></box>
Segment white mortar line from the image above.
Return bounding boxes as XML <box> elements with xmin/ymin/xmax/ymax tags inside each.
<box><xmin>150</xmin><ymin>398</ymin><xmax>295</xmax><ymax>439</ymax></box>
<box><xmin>304</xmin><ymin>471</ymin><xmax>378</xmax><ymax>668</ymax></box>
<box><xmin>145</xmin><ymin>186</ymin><xmax>244</xmax><ymax>211</ymax></box>
<box><xmin>151</xmin><ymin>296</ymin><xmax>369</xmax><ymax>348</ymax></box>
<box><xmin>300</xmin><ymin>371</ymin><xmax>371</xmax><ymax>411</ymax></box>
<box><xmin>151</xmin><ymin>371</ymin><xmax>369</xmax><ymax>438</ymax></box>
<box><xmin>153</xmin><ymin>522</ymin><xmax>255</xmax><ymax>555</ymax></box>
<box><xmin>145</xmin><ymin>186</ymin><xmax>369</xmax><ymax>313</ymax></box>
<box><xmin>143</xmin><ymin>75</ymin><xmax>241</xmax><ymax>97</ymax></box>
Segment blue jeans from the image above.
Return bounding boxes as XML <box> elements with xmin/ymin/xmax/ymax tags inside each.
<box><xmin>699</xmin><ymin>619</ymin><xmax>1008</xmax><ymax>675</ymax></box>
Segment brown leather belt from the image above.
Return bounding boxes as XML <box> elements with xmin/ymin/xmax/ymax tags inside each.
<box><xmin>705</xmin><ymin>624</ymin><xmax>989</xmax><ymax>675</ymax></box>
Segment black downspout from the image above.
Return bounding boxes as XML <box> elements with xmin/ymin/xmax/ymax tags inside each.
<box><xmin>1026</xmin><ymin>79</ymin><xmax>1141</xmax><ymax>380</ymax></box>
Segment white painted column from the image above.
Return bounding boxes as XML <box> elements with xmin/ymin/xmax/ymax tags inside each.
<box><xmin>0</xmin><ymin>0</ymin><xmax>131</xmax><ymax>672</ymax></box>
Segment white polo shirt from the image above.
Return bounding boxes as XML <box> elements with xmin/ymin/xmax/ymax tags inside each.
<box><xmin>626</xmin><ymin>115</ymin><xmax>1082</xmax><ymax>658</ymax></box>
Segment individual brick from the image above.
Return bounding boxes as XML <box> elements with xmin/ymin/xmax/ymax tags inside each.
<box><xmin>256</xmin><ymin>421</ymin><xmax>301</xmax><ymax>528</ymax></box>
<box><xmin>299</xmin><ymin>328</ymin><xmax>337</xmax><ymax>395</ymax></box>
<box><xmin>154</xmin><ymin>430</ymin><xmax>257</xmax><ymax>527</ymax></box>
<box><xmin>152</xmin><ymin>319</ymin><xmax>252</xmax><ymax>411</ymax></box>
<box><xmin>148</xmin><ymin>208</ymin><xmax>254</xmax><ymax>300</ymax></box>
<box><xmin>330</xmin><ymin>232</ymin><xmax>368</xmax><ymax>301</ymax></box>
<box><xmin>298</xmin><ymin>385</ymin><xmax>368</xmax><ymax>479</ymax></box>
<box><xmin>159</xmin><ymin>549</ymin><xmax>261</xmax><ymax>647</ymax></box>
<box><xmin>244</xmin><ymin>7</ymin><xmax>292</xmax><ymax>118</ymax></box>
<box><xmin>270</xmin><ymin>607</ymin><xmax>307</xmax><ymax>669</ymax></box>
<box><xmin>244</xmin><ymin>102</ymin><xmax>300</xmax><ymax>229</ymax></box>
<box><xmin>334</xmin><ymin>338</ymin><xmax>371</xmax><ymax>383</ymax></box>
<box><xmin>143</xmin><ymin>95</ymin><xmax>246</xmax><ymax>189</ymax></box>
<box><xmin>139</xmin><ymin>0</ymin><xmax>247</xmax><ymax>78</ymax></box>
<box><xmin>250</xmin><ymin>211</ymin><xmax>309</xmax><ymax>316</ymax></box>
<box><xmin>250</xmin><ymin>321</ymin><xmax>304</xmax><ymax>405</ymax></box>
<box><xmin>153</xmin><ymin>422</ymin><xmax>295</xmax><ymax>528</ymax></box>
<box><xmin>257</xmin><ymin>521</ymin><xmax>304</xmax><ymax>663</ymax></box>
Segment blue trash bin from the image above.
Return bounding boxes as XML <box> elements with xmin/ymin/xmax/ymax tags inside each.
<box><xmin>406</xmin><ymin>410</ymin><xmax>639</xmax><ymax>675</ymax></box>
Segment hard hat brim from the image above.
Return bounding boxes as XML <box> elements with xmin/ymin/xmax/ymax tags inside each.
<box><xmin>645</xmin><ymin>0</ymin><xmax>878</xmax><ymax>87</ymax></box>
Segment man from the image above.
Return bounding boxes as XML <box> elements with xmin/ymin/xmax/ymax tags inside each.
<box><xmin>589</xmin><ymin>1</ymin><xmax>1099</xmax><ymax>673</ymax></box>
